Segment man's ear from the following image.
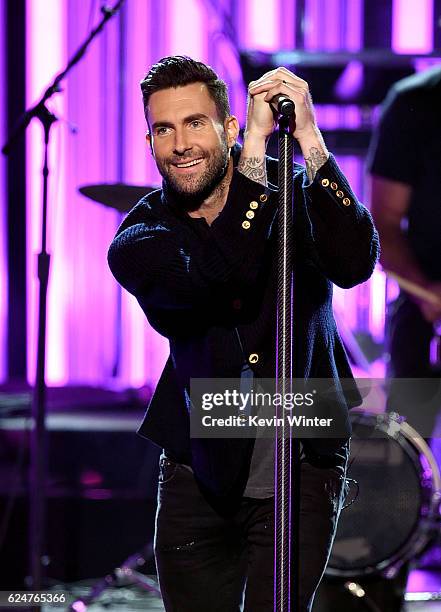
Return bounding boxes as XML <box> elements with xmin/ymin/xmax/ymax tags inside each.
<box><xmin>224</xmin><ymin>115</ymin><xmax>239</xmax><ymax>148</ymax></box>
<box><xmin>146</xmin><ymin>132</ymin><xmax>155</xmax><ymax>156</ymax></box>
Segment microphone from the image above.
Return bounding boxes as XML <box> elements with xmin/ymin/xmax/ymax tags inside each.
<box><xmin>270</xmin><ymin>94</ymin><xmax>295</xmax><ymax>117</ymax></box>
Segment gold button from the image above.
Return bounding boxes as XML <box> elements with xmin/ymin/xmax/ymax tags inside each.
<box><xmin>249</xmin><ymin>353</ymin><xmax>259</xmax><ymax>364</ymax></box>
<box><xmin>336</xmin><ymin>190</ymin><xmax>344</xmax><ymax>198</ymax></box>
<box><xmin>259</xmin><ymin>193</ymin><xmax>268</xmax><ymax>203</ymax></box>
<box><xmin>242</xmin><ymin>220</ymin><xmax>251</xmax><ymax>230</ymax></box>
<box><xmin>250</xmin><ymin>200</ymin><xmax>259</xmax><ymax>209</ymax></box>
<box><xmin>343</xmin><ymin>197</ymin><xmax>351</xmax><ymax>206</ymax></box>
<box><xmin>246</xmin><ymin>210</ymin><xmax>255</xmax><ymax>219</ymax></box>
<box><xmin>330</xmin><ymin>182</ymin><xmax>338</xmax><ymax>190</ymax></box>
<box><xmin>321</xmin><ymin>178</ymin><xmax>329</xmax><ymax>187</ymax></box>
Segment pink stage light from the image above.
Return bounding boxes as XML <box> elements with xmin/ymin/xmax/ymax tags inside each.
<box><xmin>244</xmin><ymin>0</ymin><xmax>280</xmax><ymax>51</ymax></box>
<box><xmin>122</xmin><ymin>0</ymin><xmax>169</xmax><ymax>389</ymax></box>
<box><xmin>280</xmin><ymin>0</ymin><xmax>296</xmax><ymax>49</ymax></box>
<box><xmin>347</xmin><ymin>0</ymin><xmax>363</xmax><ymax>51</ymax></box>
<box><xmin>167</xmin><ymin>0</ymin><xmax>208</xmax><ymax>60</ymax></box>
<box><xmin>214</xmin><ymin>36</ymin><xmax>248</xmax><ymax>127</ymax></box>
<box><xmin>26</xmin><ymin>0</ymin><xmax>67</xmax><ymax>385</ymax></box>
<box><xmin>343</xmin><ymin>105</ymin><xmax>362</xmax><ymax>129</ymax></box>
<box><xmin>237</xmin><ymin>0</ymin><xmax>294</xmax><ymax>53</ymax></box>
<box><xmin>303</xmin><ymin>0</ymin><xmax>378</xmax><ymax>343</ymax></box>
<box><xmin>335</xmin><ymin>61</ymin><xmax>364</xmax><ymax>101</ymax></box>
<box><xmin>64</xmin><ymin>1</ymin><xmax>130</xmax><ymax>388</ymax></box>
<box><xmin>0</xmin><ymin>5</ymin><xmax>6</xmax><ymax>382</ymax></box>
<box><xmin>304</xmin><ymin>0</ymin><xmax>341</xmax><ymax>51</ymax></box>
<box><xmin>369</xmin><ymin>269</ymin><xmax>386</xmax><ymax>343</ymax></box>
<box><xmin>25</xmin><ymin>0</ymin><xmax>169</xmax><ymax>390</ymax></box>
<box><xmin>392</xmin><ymin>0</ymin><xmax>434</xmax><ymax>53</ymax></box>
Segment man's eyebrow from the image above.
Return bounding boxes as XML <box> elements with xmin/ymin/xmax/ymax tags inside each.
<box><xmin>151</xmin><ymin>120</ymin><xmax>173</xmax><ymax>131</ymax></box>
<box><xmin>184</xmin><ymin>113</ymin><xmax>209</xmax><ymax>123</ymax></box>
<box><xmin>151</xmin><ymin>113</ymin><xmax>209</xmax><ymax>131</ymax></box>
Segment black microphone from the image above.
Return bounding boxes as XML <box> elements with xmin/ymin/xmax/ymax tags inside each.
<box><xmin>270</xmin><ymin>94</ymin><xmax>295</xmax><ymax>117</ymax></box>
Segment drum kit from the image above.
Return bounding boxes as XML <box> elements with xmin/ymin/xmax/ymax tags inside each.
<box><xmin>79</xmin><ymin>182</ymin><xmax>441</xmax><ymax>605</ymax></box>
<box><xmin>325</xmin><ymin>286</ymin><xmax>441</xmax><ymax>610</ymax></box>
<box><xmin>328</xmin><ymin>410</ymin><xmax>441</xmax><ymax>577</ymax></box>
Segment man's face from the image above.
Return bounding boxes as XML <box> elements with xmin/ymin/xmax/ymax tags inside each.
<box><xmin>146</xmin><ymin>83</ymin><xmax>237</xmax><ymax>201</ymax></box>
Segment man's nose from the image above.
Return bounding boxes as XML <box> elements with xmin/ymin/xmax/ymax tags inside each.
<box><xmin>173</xmin><ymin>129</ymin><xmax>192</xmax><ymax>155</ymax></box>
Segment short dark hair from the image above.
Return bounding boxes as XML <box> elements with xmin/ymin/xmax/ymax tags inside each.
<box><xmin>140</xmin><ymin>56</ymin><xmax>230</xmax><ymax>126</ymax></box>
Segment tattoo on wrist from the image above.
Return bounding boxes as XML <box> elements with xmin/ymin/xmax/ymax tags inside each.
<box><xmin>237</xmin><ymin>156</ymin><xmax>267</xmax><ymax>186</ymax></box>
<box><xmin>304</xmin><ymin>147</ymin><xmax>328</xmax><ymax>182</ymax></box>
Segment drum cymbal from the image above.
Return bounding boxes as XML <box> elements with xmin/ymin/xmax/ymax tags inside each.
<box><xmin>79</xmin><ymin>183</ymin><xmax>157</xmax><ymax>213</ymax></box>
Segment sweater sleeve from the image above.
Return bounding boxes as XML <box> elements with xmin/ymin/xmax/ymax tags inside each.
<box><xmin>107</xmin><ymin>170</ymin><xmax>278</xmax><ymax>310</ymax></box>
<box><xmin>301</xmin><ymin>154</ymin><xmax>380</xmax><ymax>288</ymax></box>
<box><xmin>108</xmin><ymin>156</ymin><xmax>379</xmax><ymax>312</ymax></box>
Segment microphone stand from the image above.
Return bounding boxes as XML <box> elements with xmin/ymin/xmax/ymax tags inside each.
<box><xmin>274</xmin><ymin>104</ymin><xmax>299</xmax><ymax>611</ymax></box>
<box><xmin>1</xmin><ymin>1</ymin><xmax>124</xmax><ymax>603</ymax></box>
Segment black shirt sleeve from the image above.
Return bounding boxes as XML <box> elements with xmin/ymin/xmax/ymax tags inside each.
<box><xmin>107</xmin><ymin>170</ymin><xmax>278</xmax><ymax>311</ymax></box>
<box><xmin>303</xmin><ymin>155</ymin><xmax>379</xmax><ymax>288</ymax></box>
<box><xmin>108</xmin><ymin>157</ymin><xmax>379</xmax><ymax>310</ymax></box>
<box><xmin>367</xmin><ymin>86</ymin><xmax>419</xmax><ymax>186</ymax></box>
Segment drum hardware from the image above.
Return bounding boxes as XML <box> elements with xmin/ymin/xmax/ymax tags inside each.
<box><xmin>68</xmin><ymin>542</ymin><xmax>160</xmax><ymax>611</ymax></box>
<box><xmin>385</xmin><ymin>271</ymin><xmax>441</xmax><ymax>309</ymax></box>
<box><xmin>342</xmin><ymin>478</ymin><xmax>360</xmax><ymax>510</ymax></box>
<box><xmin>78</xmin><ymin>183</ymin><xmax>156</xmax><ymax>213</ymax></box>
<box><xmin>343</xmin><ymin>581</ymin><xmax>382</xmax><ymax>612</ymax></box>
<box><xmin>378</xmin><ymin>411</ymin><xmax>405</xmax><ymax>438</ymax></box>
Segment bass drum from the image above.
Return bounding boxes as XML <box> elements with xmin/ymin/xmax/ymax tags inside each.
<box><xmin>327</xmin><ymin>409</ymin><xmax>441</xmax><ymax>577</ymax></box>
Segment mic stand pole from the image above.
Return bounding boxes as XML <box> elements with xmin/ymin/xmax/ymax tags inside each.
<box><xmin>29</xmin><ymin>103</ymin><xmax>57</xmax><ymax>597</ymax></box>
<box><xmin>275</xmin><ymin>110</ymin><xmax>300</xmax><ymax>611</ymax></box>
<box><xmin>1</xmin><ymin>2</ymin><xmax>125</xmax><ymax>605</ymax></box>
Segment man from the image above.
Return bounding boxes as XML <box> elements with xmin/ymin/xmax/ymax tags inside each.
<box><xmin>367</xmin><ymin>66</ymin><xmax>441</xmax><ymax>611</ymax></box>
<box><xmin>108</xmin><ymin>56</ymin><xmax>379</xmax><ymax>611</ymax></box>
<box><xmin>367</xmin><ymin>65</ymin><xmax>441</xmax><ymax>436</ymax></box>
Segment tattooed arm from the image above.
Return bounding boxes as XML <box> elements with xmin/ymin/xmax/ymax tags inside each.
<box><xmin>239</xmin><ymin>124</ymin><xmax>328</xmax><ymax>187</ymax></box>
<box><xmin>238</xmin><ymin>127</ymin><xmax>329</xmax><ymax>186</ymax></box>
<box><xmin>237</xmin><ymin>154</ymin><xmax>267</xmax><ymax>186</ymax></box>
<box><xmin>237</xmin><ymin>133</ymin><xmax>268</xmax><ymax>186</ymax></box>
<box><xmin>304</xmin><ymin>146</ymin><xmax>328</xmax><ymax>183</ymax></box>
<box><xmin>297</xmin><ymin>126</ymin><xmax>329</xmax><ymax>183</ymax></box>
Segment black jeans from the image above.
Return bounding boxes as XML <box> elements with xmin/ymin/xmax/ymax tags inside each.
<box><xmin>154</xmin><ymin>448</ymin><xmax>349</xmax><ymax>612</ymax></box>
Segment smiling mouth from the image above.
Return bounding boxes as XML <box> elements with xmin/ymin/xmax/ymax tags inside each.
<box><xmin>174</xmin><ymin>158</ymin><xmax>204</xmax><ymax>168</ymax></box>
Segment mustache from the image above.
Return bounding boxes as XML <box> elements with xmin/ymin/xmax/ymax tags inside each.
<box><xmin>168</xmin><ymin>153</ymin><xmax>205</xmax><ymax>165</ymax></box>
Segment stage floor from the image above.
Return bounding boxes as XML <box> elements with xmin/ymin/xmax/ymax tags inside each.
<box><xmin>36</xmin><ymin>570</ymin><xmax>441</xmax><ymax>611</ymax></box>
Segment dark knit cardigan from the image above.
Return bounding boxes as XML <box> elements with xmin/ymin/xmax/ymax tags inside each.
<box><xmin>108</xmin><ymin>149</ymin><xmax>379</xmax><ymax>513</ymax></box>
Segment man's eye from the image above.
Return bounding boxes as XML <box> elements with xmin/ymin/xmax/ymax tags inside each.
<box><xmin>190</xmin><ymin>120</ymin><xmax>203</xmax><ymax>128</ymax></box>
<box><xmin>156</xmin><ymin>127</ymin><xmax>170</xmax><ymax>135</ymax></box>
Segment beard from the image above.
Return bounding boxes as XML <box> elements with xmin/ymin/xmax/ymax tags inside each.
<box><xmin>156</xmin><ymin>135</ymin><xmax>229</xmax><ymax>209</ymax></box>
